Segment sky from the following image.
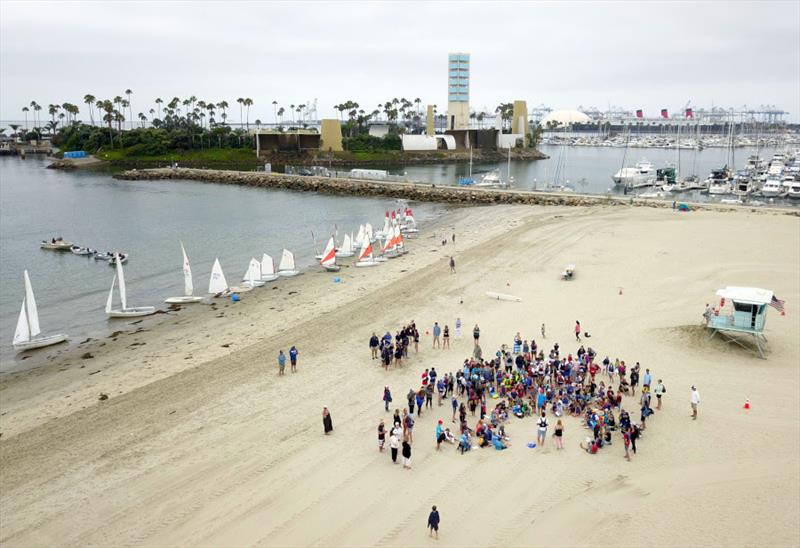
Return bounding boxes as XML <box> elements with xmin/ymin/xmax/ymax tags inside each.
<box><xmin>1</xmin><ymin>0</ymin><xmax>798</xmax><ymax>124</ymax></box>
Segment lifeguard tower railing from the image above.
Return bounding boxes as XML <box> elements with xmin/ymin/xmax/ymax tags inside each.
<box><xmin>707</xmin><ymin>287</ymin><xmax>772</xmax><ymax>358</ymax></box>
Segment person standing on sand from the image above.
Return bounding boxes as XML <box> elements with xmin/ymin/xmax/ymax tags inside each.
<box><xmin>383</xmin><ymin>386</ymin><xmax>392</xmax><ymax>412</ymax></box>
<box><xmin>322</xmin><ymin>407</ymin><xmax>333</xmax><ymax>434</ymax></box>
<box><xmin>449</xmin><ymin>256</ymin><xmax>456</xmax><ymax>273</ymax></box>
<box><xmin>378</xmin><ymin>420</ymin><xmax>386</xmax><ymax>452</ymax></box>
<box><xmin>289</xmin><ymin>345</ymin><xmax>298</xmax><ymax>373</ymax></box>
<box><xmin>703</xmin><ymin>303</ymin><xmax>713</xmax><ymax>325</ymax></box>
<box><xmin>402</xmin><ymin>437</ymin><xmax>412</xmax><ymax>469</ymax></box>
<box><xmin>277</xmin><ymin>350</ymin><xmax>286</xmax><ymax>376</ymax></box>
<box><xmin>554</xmin><ymin>419</ymin><xmax>564</xmax><ymax>449</ymax></box>
<box><xmin>473</xmin><ymin>324</ymin><xmax>480</xmax><ymax>346</ymax></box>
<box><xmin>407</xmin><ymin>390</ymin><xmax>416</xmax><ymax>415</ymax></box>
<box><xmin>541</xmin><ymin>323</ymin><xmax>546</xmax><ymax>339</ymax></box>
<box><xmin>451</xmin><ymin>395</ymin><xmax>458</xmax><ymax>422</ymax></box>
<box><xmin>690</xmin><ymin>385</ymin><xmax>701</xmax><ymax>420</ymax></box>
<box><xmin>432</xmin><ymin>322</ymin><xmax>441</xmax><ymax>348</ymax></box>
<box><xmin>389</xmin><ymin>427</ymin><xmax>400</xmax><ymax>463</ymax></box>
<box><xmin>442</xmin><ymin>325</ymin><xmax>450</xmax><ymax>349</ymax></box>
<box><xmin>536</xmin><ymin>412</ymin><xmax>548</xmax><ymax>447</ymax></box>
<box><xmin>654</xmin><ymin>379</ymin><xmax>666</xmax><ymax>409</ymax></box>
<box><xmin>455</xmin><ymin>317</ymin><xmax>462</xmax><ymax>339</ymax></box>
<box><xmin>574</xmin><ymin>320</ymin><xmax>581</xmax><ymax>341</ymax></box>
<box><xmin>370</xmin><ymin>332</ymin><xmax>379</xmax><ymax>359</ymax></box>
<box><xmin>436</xmin><ymin>420</ymin><xmax>445</xmax><ymax>450</ymax></box>
<box><xmin>428</xmin><ymin>505</ymin><xmax>440</xmax><ymax>539</ymax></box>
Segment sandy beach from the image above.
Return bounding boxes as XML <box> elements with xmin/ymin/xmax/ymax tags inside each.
<box><xmin>1</xmin><ymin>203</ymin><xmax>798</xmax><ymax>547</ymax></box>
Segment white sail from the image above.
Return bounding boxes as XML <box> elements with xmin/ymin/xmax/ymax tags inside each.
<box><xmin>181</xmin><ymin>242</ymin><xmax>193</xmax><ymax>296</ymax></box>
<box><xmin>246</xmin><ymin>257</ymin><xmax>261</xmax><ymax>284</ymax></box>
<box><xmin>355</xmin><ymin>224</ymin><xmax>365</xmax><ymax>246</ymax></box>
<box><xmin>23</xmin><ymin>270</ymin><xmax>40</xmax><ymax>338</ymax></box>
<box><xmin>382</xmin><ymin>216</ymin><xmax>390</xmax><ymax>235</ymax></box>
<box><xmin>342</xmin><ymin>233</ymin><xmax>352</xmax><ymax>254</ymax></box>
<box><xmin>321</xmin><ymin>237</ymin><xmax>336</xmax><ymax>267</ymax></box>
<box><xmin>13</xmin><ymin>300</ymin><xmax>30</xmax><ymax>345</ymax></box>
<box><xmin>116</xmin><ymin>254</ymin><xmax>128</xmax><ymax>310</ymax></box>
<box><xmin>365</xmin><ymin>223</ymin><xmax>374</xmax><ymax>242</ymax></box>
<box><xmin>261</xmin><ymin>253</ymin><xmax>275</xmax><ymax>276</ymax></box>
<box><xmin>208</xmin><ymin>258</ymin><xmax>228</xmax><ymax>294</ymax></box>
<box><xmin>106</xmin><ymin>275</ymin><xmax>116</xmax><ymax>313</ymax></box>
<box><xmin>279</xmin><ymin>249</ymin><xmax>295</xmax><ymax>271</ymax></box>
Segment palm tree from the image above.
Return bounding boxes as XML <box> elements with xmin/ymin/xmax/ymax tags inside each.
<box><xmin>277</xmin><ymin>107</ymin><xmax>285</xmax><ymax>125</ymax></box>
<box><xmin>124</xmin><ymin>89</ymin><xmax>133</xmax><ymax>129</ymax></box>
<box><xmin>83</xmin><ymin>95</ymin><xmax>96</xmax><ymax>125</ymax></box>
<box><xmin>31</xmin><ymin>101</ymin><xmax>42</xmax><ymax>138</ymax></box>
<box><xmin>237</xmin><ymin>98</ymin><xmax>244</xmax><ymax>126</ymax></box>
<box><xmin>414</xmin><ymin>97</ymin><xmax>421</xmax><ymax>115</ymax></box>
<box><xmin>155</xmin><ymin>97</ymin><xmax>163</xmax><ymax>120</ymax></box>
<box><xmin>22</xmin><ymin>107</ymin><xmax>29</xmax><ymax>131</ymax></box>
<box><xmin>48</xmin><ymin>104</ymin><xmax>59</xmax><ymax>124</ymax></box>
<box><xmin>289</xmin><ymin>104</ymin><xmax>295</xmax><ymax>123</ymax></box>
<box><xmin>9</xmin><ymin>124</ymin><xmax>20</xmax><ymax>140</ymax></box>
<box><xmin>272</xmin><ymin>100</ymin><xmax>278</xmax><ymax>125</ymax></box>
<box><xmin>138</xmin><ymin>112</ymin><xmax>147</xmax><ymax>128</ymax></box>
<box><xmin>217</xmin><ymin>100</ymin><xmax>229</xmax><ymax>122</ymax></box>
<box><xmin>255</xmin><ymin>119</ymin><xmax>262</xmax><ymax>130</ymax></box>
<box><xmin>244</xmin><ymin>98</ymin><xmax>253</xmax><ymax>130</ymax></box>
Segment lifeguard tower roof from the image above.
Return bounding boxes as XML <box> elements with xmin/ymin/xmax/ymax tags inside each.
<box><xmin>715</xmin><ymin>287</ymin><xmax>773</xmax><ymax>305</ymax></box>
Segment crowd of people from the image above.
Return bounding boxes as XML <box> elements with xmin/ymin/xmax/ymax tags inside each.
<box><xmin>374</xmin><ymin>324</ymin><xmax>667</xmax><ymax>464</ymax></box>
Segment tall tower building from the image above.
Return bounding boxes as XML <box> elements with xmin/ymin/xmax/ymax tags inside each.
<box><xmin>447</xmin><ymin>52</ymin><xmax>470</xmax><ymax>130</ymax></box>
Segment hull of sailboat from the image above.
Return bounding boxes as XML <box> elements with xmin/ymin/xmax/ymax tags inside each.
<box><xmin>278</xmin><ymin>270</ymin><xmax>300</xmax><ymax>277</ymax></box>
<box><xmin>242</xmin><ymin>280</ymin><xmax>266</xmax><ymax>288</ymax></box>
<box><xmin>107</xmin><ymin>306</ymin><xmax>157</xmax><ymax>318</ymax></box>
<box><xmin>261</xmin><ymin>274</ymin><xmax>279</xmax><ymax>282</ymax></box>
<box><xmin>323</xmin><ymin>265</ymin><xmax>341</xmax><ymax>272</ymax></box>
<box><xmin>164</xmin><ymin>296</ymin><xmax>204</xmax><ymax>304</ymax></box>
<box><xmin>335</xmin><ymin>251</ymin><xmax>354</xmax><ymax>258</ymax></box>
<box><xmin>14</xmin><ymin>333</ymin><xmax>69</xmax><ymax>352</ymax></box>
<box><xmin>355</xmin><ymin>260</ymin><xmax>381</xmax><ymax>268</ymax></box>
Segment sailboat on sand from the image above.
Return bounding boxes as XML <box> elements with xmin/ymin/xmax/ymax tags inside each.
<box><xmin>12</xmin><ymin>270</ymin><xmax>69</xmax><ymax>352</ymax></box>
<box><xmin>355</xmin><ymin>238</ymin><xmax>381</xmax><ymax>267</ymax></box>
<box><xmin>208</xmin><ymin>258</ymin><xmax>231</xmax><ymax>295</ymax></box>
<box><xmin>320</xmin><ymin>237</ymin><xmax>340</xmax><ymax>272</ymax></box>
<box><xmin>278</xmin><ymin>249</ymin><xmax>300</xmax><ymax>277</ymax></box>
<box><xmin>261</xmin><ymin>253</ymin><xmax>279</xmax><ymax>282</ymax></box>
<box><xmin>106</xmin><ymin>255</ymin><xmax>157</xmax><ymax>317</ymax></box>
<box><xmin>165</xmin><ymin>242</ymin><xmax>204</xmax><ymax>304</ymax></box>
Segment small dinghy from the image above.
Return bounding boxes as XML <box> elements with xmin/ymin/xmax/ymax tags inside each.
<box><xmin>106</xmin><ymin>255</ymin><xmax>157</xmax><ymax>317</ymax></box>
<box><xmin>107</xmin><ymin>253</ymin><xmax>127</xmax><ymax>265</ymax></box>
<box><xmin>241</xmin><ymin>257</ymin><xmax>266</xmax><ymax>288</ymax></box>
<box><xmin>40</xmin><ymin>238</ymin><xmax>72</xmax><ymax>251</ymax></box>
<box><xmin>355</xmin><ymin>239</ymin><xmax>380</xmax><ymax>268</ymax></box>
<box><xmin>336</xmin><ymin>233</ymin><xmax>355</xmax><ymax>258</ymax></box>
<box><xmin>320</xmin><ymin>237</ymin><xmax>340</xmax><ymax>271</ymax></box>
<box><xmin>70</xmin><ymin>245</ymin><xmax>96</xmax><ymax>256</ymax></box>
<box><xmin>485</xmin><ymin>291</ymin><xmax>522</xmax><ymax>302</ymax></box>
<box><xmin>208</xmin><ymin>258</ymin><xmax>231</xmax><ymax>296</ymax></box>
<box><xmin>561</xmin><ymin>264</ymin><xmax>576</xmax><ymax>280</ymax></box>
<box><xmin>278</xmin><ymin>249</ymin><xmax>300</xmax><ymax>277</ymax></box>
<box><xmin>261</xmin><ymin>253</ymin><xmax>279</xmax><ymax>282</ymax></box>
<box><xmin>13</xmin><ymin>270</ymin><xmax>69</xmax><ymax>352</ymax></box>
<box><xmin>165</xmin><ymin>242</ymin><xmax>204</xmax><ymax>303</ymax></box>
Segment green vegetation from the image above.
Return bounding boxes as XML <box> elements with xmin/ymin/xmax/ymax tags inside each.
<box><xmin>342</xmin><ymin>133</ymin><xmax>402</xmax><ymax>152</ymax></box>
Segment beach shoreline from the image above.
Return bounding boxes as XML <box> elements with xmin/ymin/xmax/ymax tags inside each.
<box><xmin>1</xmin><ymin>203</ymin><xmax>798</xmax><ymax>547</ymax></box>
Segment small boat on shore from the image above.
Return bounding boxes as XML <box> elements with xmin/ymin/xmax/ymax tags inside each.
<box><xmin>485</xmin><ymin>291</ymin><xmax>521</xmax><ymax>302</ymax></box>
<box><xmin>278</xmin><ymin>249</ymin><xmax>300</xmax><ymax>277</ymax></box>
<box><xmin>336</xmin><ymin>233</ymin><xmax>355</xmax><ymax>258</ymax></box>
<box><xmin>355</xmin><ymin>239</ymin><xmax>380</xmax><ymax>268</ymax></box>
<box><xmin>106</xmin><ymin>255</ymin><xmax>157</xmax><ymax>317</ymax></box>
<box><xmin>208</xmin><ymin>258</ymin><xmax>231</xmax><ymax>295</ymax></box>
<box><xmin>261</xmin><ymin>253</ymin><xmax>279</xmax><ymax>282</ymax></box>
<box><xmin>241</xmin><ymin>257</ymin><xmax>266</xmax><ymax>288</ymax></box>
<box><xmin>13</xmin><ymin>270</ymin><xmax>69</xmax><ymax>352</ymax></box>
<box><xmin>165</xmin><ymin>242</ymin><xmax>204</xmax><ymax>304</ymax></box>
<box><xmin>40</xmin><ymin>238</ymin><xmax>72</xmax><ymax>251</ymax></box>
<box><xmin>320</xmin><ymin>237</ymin><xmax>340</xmax><ymax>272</ymax></box>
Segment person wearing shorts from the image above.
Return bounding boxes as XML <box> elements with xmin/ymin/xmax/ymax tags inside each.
<box><xmin>536</xmin><ymin>412</ymin><xmax>548</xmax><ymax>447</ymax></box>
<box><xmin>473</xmin><ymin>324</ymin><xmax>480</xmax><ymax>346</ymax></box>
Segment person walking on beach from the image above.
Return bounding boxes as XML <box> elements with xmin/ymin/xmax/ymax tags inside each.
<box><xmin>455</xmin><ymin>317</ymin><xmax>462</xmax><ymax>339</ymax></box>
<box><xmin>536</xmin><ymin>412</ymin><xmax>548</xmax><ymax>447</ymax></box>
<box><xmin>690</xmin><ymin>385</ymin><xmax>701</xmax><ymax>420</ymax></box>
<box><xmin>277</xmin><ymin>350</ymin><xmax>286</xmax><ymax>376</ymax></box>
<box><xmin>383</xmin><ymin>386</ymin><xmax>392</xmax><ymax>411</ymax></box>
<box><xmin>402</xmin><ymin>437</ymin><xmax>412</xmax><ymax>469</ymax></box>
<box><xmin>442</xmin><ymin>325</ymin><xmax>450</xmax><ymax>349</ymax></box>
<box><xmin>378</xmin><ymin>420</ymin><xmax>386</xmax><ymax>452</ymax></box>
<box><xmin>322</xmin><ymin>407</ymin><xmax>333</xmax><ymax>435</ymax></box>
<box><xmin>449</xmin><ymin>256</ymin><xmax>456</xmax><ymax>273</ymax></box>
<box><xmin>473</xmin><ymin>324</ymin><xmax>480</xmax><ymax>346</ymax></box>
<box><xmin>427</xmin><ymin>505</ymin><xmax>440</xmax><ymax>539</ymax></box>
<box><xmin>574</xmin><ymin>320</ymin><xmax>581</xmax><ymax>341</ymax></box>
<box><xmin>654</xmin><ymin>379</ymin><xmax>666</xmax><ymax>409</ymax></box>
<box><xmin>389</xmin><ymin>427</ymin><xmax>400</xmax><ymax>463</ymax></box>
<box><xmin>289</xmin><ymin>345</ymin><xmax>299</xmax><ymax>373</ymax></box>
<box><xmin>432</xmin><ymin>322</ymin><xmax>441</xmax><ymax>349</ymax></box>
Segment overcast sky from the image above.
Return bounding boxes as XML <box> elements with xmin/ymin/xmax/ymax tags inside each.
<box><xmin>1</xmin><ymin>1</ymin><xmax>798</xmax><ymax>124</ymax></box>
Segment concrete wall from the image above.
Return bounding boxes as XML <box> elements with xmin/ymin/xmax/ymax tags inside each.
<box><xmin>426</xmin><ymin>105</ymin><xmax>434</xmax><ymax>136</ymax></box>
<box><xmin>498</xmin><ymin>134</ymin><xmax>524</xmax><ymax>149</ymax></box>
<box><xmin>512</xmin><ymin>100</ymin><xmax>529</xmax><ymax>146</ymax></box>
<box><xmin>401</xmin><ymin>134</ymin><xmax>456</xmax><ymax>151</ymax></box>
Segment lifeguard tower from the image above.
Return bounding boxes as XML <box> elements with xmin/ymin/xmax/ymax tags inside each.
<box><xmin>707</xmin><ymin>286</ymin><xmax>778</xmax><ymax>358</ymax></box>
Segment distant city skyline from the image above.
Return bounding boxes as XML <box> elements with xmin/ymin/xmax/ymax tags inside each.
<box><xmin>1</xmin><ymin>1</ymin><xmax>798</xmax><ymax>124</ymax></box>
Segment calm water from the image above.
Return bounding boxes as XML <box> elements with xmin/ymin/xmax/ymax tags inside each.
<box><xmin>0</xmin><ymin>157</ymin><xmax>448</xmax><ymax>370</ymax></box>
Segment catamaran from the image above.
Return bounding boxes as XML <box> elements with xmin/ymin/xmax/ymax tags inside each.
<box><xmin>355</xmin><ymin>238</ymin><xmax>380</xmax><ymax>267</ymax></box>
<box><xmin>278</xmin><ymin>249</ymin><xmax>300</xmax><ymax>277</ymax></box>
<box><xmin>261</xmin><ymin>253</ymin><xmax>279</xmax><ymax>282</ymax></box>
<box><xmin>208</xmin><ymin>258</ymin><xmax>231</xmax><ymax>295</ymax></box>
<box><xmin>12</xmin><ymin>270</ymin><xmax>69</xmax><ymax>352</ymax></box>
<box><xmin>165</xmin><ymin>242</ymin><xmax>204</xmax><ymax>303</ymax></box>
<box><xmin>106</xmin><ymin>255</ymin><xmax>157</xmax><ymax>317</ymax></box>
<box><xmin>320</xmin><ymin>237</ymin><xmax>340</xmax><ymax>271</ymax></box>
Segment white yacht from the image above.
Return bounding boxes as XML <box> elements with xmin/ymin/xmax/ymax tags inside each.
<box><xmin>474</xmin><ymin>170</ymin><xmax>509</xmax><ymax>188</ymax></box>
<box><xmin>760</xmin><ymin>176</ymin><xmax>784</xmax><ymax>197</ymax></box>
<box><xmin>705</xmin><ymin>168</ymin><xmax>731</xmax><ymax>195</ymax></box>
<box><xmin>787</xmin><ymin>180</ymin><xmax>800</xmax><ymax>199</ymax></box>
<box><xmin>612</xmin><ymin>160</ymin><xmax>655</xmax><ymax>187</ymax></box>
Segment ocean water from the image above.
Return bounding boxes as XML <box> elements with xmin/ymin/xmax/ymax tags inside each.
<box><xmin>0</xmin><ymin>157</ymin><xmax>448</xmax><ymax>370</ymax></box>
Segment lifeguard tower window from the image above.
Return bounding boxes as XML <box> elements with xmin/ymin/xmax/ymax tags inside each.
<box><xmin>733</xmin><ymin>302</ymin><xmax>759</xmax><ymax>329</ymax></box>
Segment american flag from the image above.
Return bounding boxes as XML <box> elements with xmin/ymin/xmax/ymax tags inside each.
<box><xmin>769</xmin><ymin>295</ymin><xmax>785</xmax><ymax>313</ymax></box>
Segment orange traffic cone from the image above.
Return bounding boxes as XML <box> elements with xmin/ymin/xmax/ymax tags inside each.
<box><xmin>743</xmin><ymin>399</ymin><xmax>751</xmax><ymax>410</ymax></box>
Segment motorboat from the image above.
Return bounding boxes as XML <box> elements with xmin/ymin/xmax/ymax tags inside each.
<box><xmin>474</xmin><ymin>170</ymin><xmax>509</xmax><ymax>188</ymax></box>
<box><xmin>731</xmin><ymin>171</ymin><xmax>754</xmax><ymax>196</ymax></box>
<box><xmin>106</xmin><ymin>255</ymin><xmax>157</xmax><ymax>317</ymax></box>
<box><xmin>40</xmin><ymin>238</ymin><xmax>72</xmax><ymax>251</ymax></box>
<box><xmin>612</xmin><ymin>160</ymin><xmax>655</xmax><ymax>187</ymax></box>
<box><xmin>704</xmin><ymin>168</ymin><xmax>731</xmax><ymax>195</ymax></box>
<box><xmin>787</xmin><ymin>180</ymin><xmax>800</xmax><ymax>199</ymax></box>
<box><xmin>70</xmin><ymin>245</ymin><xmax>96</xmax><ymax>255</ymax></box>
<box><xmin>760</xmin><ymin>176</ymin><xmax>784</xmax><ymax>197</ymax></box>
<box><xmin>94</xmin><ymin>251</ymin><xmax>128</xmax><ymax>263</ymax></box>
<box><xmin>12</xmin><ymin>270</ymin><xmax>69</xmax><ymax>352</ymax></box>
<box><xmin>165</xmin><ymin>242</ymin><xmax>204</xmax><ymax>304</ymax></box>
<box><xmin>107</xmin><ymin>253</ymin><xmax>128</xmax><ymax>265</ymax></box>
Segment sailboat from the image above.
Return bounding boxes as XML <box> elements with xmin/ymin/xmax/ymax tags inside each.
<box><xmin>106</xmin><ymin>255</ymin><xmax>157</xmax><ymax>317</ymax></box>
<box><xmin>354</xmin><ymin>224</ymin><xmax>366</xmax><ymax>248</ymax></box>
<box><xmin>208</xmin><ymin>258</ymin><xmax>230</xmax><ymax>295</ymax></box>
<box><xmin>278</xmin><ymin>249</ymin><xmax>300</xmax><ymax>277</ymax></box>
<box><xmin>320</xmin><ymin>237</ymin><xmax>340</xmax><ymax>271</ymax></box>
<box><xmin>393</xmin><ymin>225</ymin><xmax>408</xmax><ymax>255</ymax></box>
<box><xmin>336</xmin><ymin>233</ymin><xmax>355</xmax><ymax>257</ymax></box>
<box><xmin>458</xmin><ymin>147</ymin><xmax>475</xmax><ymax>186</ymax></box>
<box><xmin>261</xmin><ymin>253</ymin><xmax>279</xmax><ymax>282</ymax></box>
<box><xmin>12</xmin><ymin>270</ymin><xmax>69</xmax><ymax>352</ymax></box>
<box><xmin>241</xmin><ymin>257</ymin><xmax>266</xmax><ymax>288</ymax></box>
<box><xmin>165</xmin><ymin>242</ymin><xmax>204</xmax><ymax>303</ymax></box>
<box><xmin>354</xmin><ymin>238</ymin><xmax>380</xmax><ymax>267</ymax></box>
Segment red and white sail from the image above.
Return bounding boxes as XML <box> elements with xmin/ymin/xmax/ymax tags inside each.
<box><xmin>320</xmin><ymin>237</ymin><xmax>337</xmax><ymax>267</ymax></box>
<box><xmin>358</xmin><ymin>238</ymin><xmax>374</xmax><ymax>262</ymax></box>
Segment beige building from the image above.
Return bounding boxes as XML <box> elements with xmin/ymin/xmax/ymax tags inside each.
<box><xmin>319</xmin><ymin>119</ymin><xmax>343</xmax><ymax>152</ymax></box>
<box><xmin>511</xmin><ymin>100</ymin><xmax>529</xmax><ymax>146</ymax></box>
